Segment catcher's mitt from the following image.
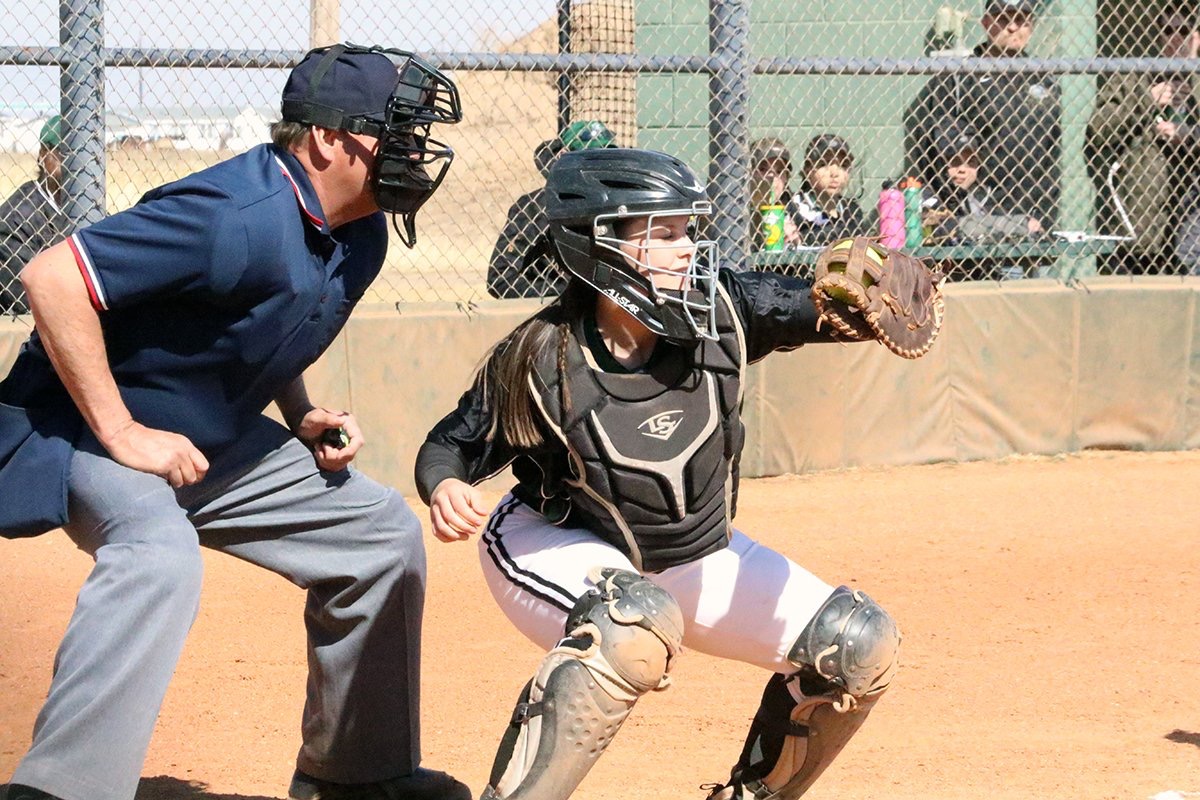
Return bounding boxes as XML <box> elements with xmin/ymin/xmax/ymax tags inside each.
<box><xmin>811</xmin><ymin>236</ymin><xmax>945</xmax><ymax>359</ymax></box>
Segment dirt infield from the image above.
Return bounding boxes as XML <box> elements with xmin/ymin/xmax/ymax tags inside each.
<box><xmin>2</xmin><ymin>450</ymin><xmax>1198</xmax><ymax>800</ymax></box>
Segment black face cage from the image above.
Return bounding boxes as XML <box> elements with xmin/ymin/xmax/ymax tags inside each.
<box><xmin>592</xmin><ymin>204</ymin><xmax>720</xmax><ymax>341</ymax></box>
<box><xmin>391</xmin><ymin>54</ymin><xmax>462</xmax><ymax>127</ymax></box>
<box><xmin>332</xmin><ymin>46</ymin><xmax>462</xmax><ymax>136</ymax></box>
<box><xmin>333</xmin><ymin>45</ymin><xmax>463</xmax><ymax>247</ymax></box>
<box><xmin>372</xmin><ymin>120</ymin><xmax>456</xmax><ymax>248</ymax></box>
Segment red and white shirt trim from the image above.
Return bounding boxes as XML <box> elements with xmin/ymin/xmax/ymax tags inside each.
<box><xmin>273</xmin><ymin>155</ymin><xmax>325</xmax><ymax>229</ymax></box>
<box><xmin>68</xmin><ymin>233</ymin><xmax>107</xmax><ymax>311</ymax></box>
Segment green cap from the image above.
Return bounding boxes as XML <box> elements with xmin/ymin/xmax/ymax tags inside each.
<box><xmin>39</xmin><ymin>115</ymin><xmax>62</xmax><ymax>149</ymax></box>
<box><xmin>559</xmin><ymin>120</ymin><xmax>616</xmax><ymax>152</ymax></box>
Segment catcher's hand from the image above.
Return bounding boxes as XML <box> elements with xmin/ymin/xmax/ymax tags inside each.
<box><xmin>810</xmin><ymin>236</ymin><xmax>945</xmax><ymax>359</ymax></box>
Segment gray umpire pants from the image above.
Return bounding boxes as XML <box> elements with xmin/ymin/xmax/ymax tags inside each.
<box><xmin>10</xmin><ymin>416</ymin><xmax>425</xmax><ymax>800</ymax></box>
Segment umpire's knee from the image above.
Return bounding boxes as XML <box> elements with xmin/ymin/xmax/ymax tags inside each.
<box><xmin>94</xmin><ymin>534</ymin><xmax>205</xmax><ymax>620</ymax></box>
<box><xmin>368</xmin><ymin>488</ymin><xmax>427</xmax><ymax>581</ymax></box>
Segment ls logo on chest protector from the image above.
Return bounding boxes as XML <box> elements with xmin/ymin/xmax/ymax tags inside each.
<box><xmin>639</xmin><ymin>410</ymin><xmax>685</xmax><ymax>441</ymax></box>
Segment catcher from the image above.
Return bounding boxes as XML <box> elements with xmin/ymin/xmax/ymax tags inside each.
<box><xmin>415</xmin><ymin>148</ymin><xmax>943</xmax><ymax>800</ymax></box>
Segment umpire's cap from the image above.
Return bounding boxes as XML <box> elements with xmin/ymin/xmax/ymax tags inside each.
<box><xmin>281</xmin><ymin>47</ymin><xmax>398</xmax><ymax>130</ymax></box>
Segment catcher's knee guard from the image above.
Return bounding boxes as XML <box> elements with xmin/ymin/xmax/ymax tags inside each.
<box><xmin>483</xmin><ymin>568</ymin><xmax>684</xmax><ymax>800</ymax></box>
<box><xmin>708</xmin><ymin>586</ymin><xmax>900</xmax><ymax>800</ymax></box>
<box><xmin>789</xmin><ymin>584</ymin><xmax>900</xmax><ymax>700</ymax></box>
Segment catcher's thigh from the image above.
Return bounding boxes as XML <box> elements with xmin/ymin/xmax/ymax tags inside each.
<box><xmin>712</xmin><ymin>586</ymin><xmax>901</xmax><ymax>800</ymax></box>
<box><xmin>481</xmin><ymin>495</ymin><xmax>836</xmax><ymax>674</ymax></box>
<box><xmin>483</xmin><ymin>568</ymin><xmax>685</xmax><ymax>800</ymax></box>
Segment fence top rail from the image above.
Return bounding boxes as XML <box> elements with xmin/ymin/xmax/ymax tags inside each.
<box><xmin>752</xmin><ymin>55</ymin><xmax>1200</xmax><ymax>75</ymax></box>
<box><xmin>4</xmin><ymin>47</ymin><xmax>1199</xmax><ymax>77</ymax></box>
<box><xmin>0</xmin><ymin>47</ymin><xmax>714</xmax><ymax>73</ymax></box>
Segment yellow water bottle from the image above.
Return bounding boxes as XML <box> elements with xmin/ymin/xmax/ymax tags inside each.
<box><xmin>760</xmin><ymin>204</ymin><xmax>786</xmax><ymax>251</ymax></box>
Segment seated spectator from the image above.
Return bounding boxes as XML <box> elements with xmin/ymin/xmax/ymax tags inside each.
<box><xmin>1087</xmin><ymin>9</ymin><xmax>1200</xmax><ymax>275</ymax></box>
<box><xmin>922</xmin><ymin>124</ymin><xmax>1044</xmax><ymax>245</ymax></box>
<box><xmin>748</xmin><ymin>136</ymin><xmax>806</xmax><ymax>251</ymax></box>
<box><xmin>750</xmin><ymin>137</ymin><xmax>793</xmax><ymax>208</ymax></box>
<box><xmin>487</xmin><ymin>120</ymin><xmax>617</xmax><ymax>298</ymax></box>
<box><xmin>904</xmin><ymin>0</ymin><xmax>1062</xmax><ymax>233</ymax></box>
<box><xmin>786</xmin><ymin>134</ymin><xmax>866</xmax><ymax>247</ymax></box>
<box><xmin>749</xmin><ymin>137</ymin><xmax>795</xmax><ymax>250</ymax></box>
<box><xmin>0</xmin><ymin>115</ymin><xmax>74</xmax><ymax>315</ymax></box>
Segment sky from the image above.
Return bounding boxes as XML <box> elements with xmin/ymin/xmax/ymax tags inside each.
<box><xmin>2</xmin><ymin>0</ymin><xmax>555</xmax><ymax>114</ymax></box>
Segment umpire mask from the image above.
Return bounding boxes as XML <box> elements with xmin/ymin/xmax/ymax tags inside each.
<box><xmin>282</xmin><ymin>43</ymin><xmax>463</xmax><ymax>247</ymax></box>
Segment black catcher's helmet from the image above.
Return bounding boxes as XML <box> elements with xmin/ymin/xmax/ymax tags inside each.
<box><xmin>282</xmin><ymin>43</ymin><xmax>462</xmax><ymax>247</ymax></box>
<box><xmin>544</xmin><ymin>148</ymin><xmax>719</xmax><ymax>341</ymax></box>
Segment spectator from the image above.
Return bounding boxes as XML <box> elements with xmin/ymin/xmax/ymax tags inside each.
<box><xmin>487</xmin><ymin>120</ymin><xmax>618</xmax><ymax>298</ymax></box>
<box><xmin>0</xmin><ymin>115</ymin><xmax>74</xmax><ymax>315</ymax></box>
<box><xmin>904</xmin><ymin>0</ymin><xmax>1062</xmax><ymax>232</ymax></box>
<box><xmin>749</xmin><ymin>137</ymin><xmax>795</xmax><ymax>251</ymax></box>
<box><xmin>786</xmin><ymin>134</ymin><xmax>866</xmax><ymax>247</ymax></box>
<box><xmin>1087</xmin><ymin>9</ymin><xmax>1200</xmax><ymax>274</ymax></box>
<box><xmin>922</xmin><ymin>123</ymin><xmax>1045</xmax><ymax>245</ymax></box>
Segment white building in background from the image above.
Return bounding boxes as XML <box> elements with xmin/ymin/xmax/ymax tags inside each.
<box><xmin>0</xmin><ymin>116</ymin><xmax>50</xmax><ymax>154</ymax></box>
<box><xmin>0</xmin><ymin>106</ymin><xmax>278</xmax><ymax>154</ymax></box>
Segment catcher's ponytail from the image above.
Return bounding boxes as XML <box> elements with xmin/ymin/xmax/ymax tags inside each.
<box><xmin>480</xmin><ymin>278</ymin><xmax>592</xmax><ymax>449</ymax></box>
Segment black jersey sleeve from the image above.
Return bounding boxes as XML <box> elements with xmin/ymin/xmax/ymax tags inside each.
<box><xmin>414</xmin><ymin>364</ymin><xmax>519</xmax><ymax>505</ymax></box>
<box><xmin>718</xmin><ymin>267</ymin><xmax>840</xmax><ymax>362</ymax></box>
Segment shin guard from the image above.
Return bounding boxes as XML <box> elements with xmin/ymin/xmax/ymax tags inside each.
<box><xmin>483</xmin><ymin>568</ymin><xmax>684</xmax><ymax>800</ymax></box>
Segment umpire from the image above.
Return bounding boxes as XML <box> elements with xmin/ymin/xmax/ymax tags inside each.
<box><xmin>0</xmin><ymin>45</ymin><xmax>467</xmax><ymax>800</ymax></box>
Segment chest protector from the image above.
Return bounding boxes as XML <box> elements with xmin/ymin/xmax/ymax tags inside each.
<box><xmin>529</xmin><ymin>287</ymin><xmax>747</xmax><ymax>573</ymax></box>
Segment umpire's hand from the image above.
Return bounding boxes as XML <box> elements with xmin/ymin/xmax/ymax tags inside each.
<box><xmin>294</xmin><ymin>407</ymin><xmax>364</xmax><ymax>472</ymax></box>
<box><xmin>104</xmin><ymin>419</ymin><xmax>210</xmax><ymax>488</ymax></box>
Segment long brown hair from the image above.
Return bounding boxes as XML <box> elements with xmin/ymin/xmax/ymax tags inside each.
<box><xmin>481</xmin><ymin>278</ymin><xmax>594</xmax><ymax>449</ymax></box>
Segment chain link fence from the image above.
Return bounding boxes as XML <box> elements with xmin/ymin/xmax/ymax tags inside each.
<box><xmin>1</xmin><ymin>0</ymin><xmax>1197</xmax><ymax>317</ymax></box>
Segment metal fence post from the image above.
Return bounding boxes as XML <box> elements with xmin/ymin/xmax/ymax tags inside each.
<box><xmin>59</xmin><ymin>0</ymin><xmax>106</xmax><ymax>226</ymax></box>
<box><xmin>708</xmin><ymin>0</ymin><xmax>750</xmax><ymax>269</ymax></box>
<box><xmin>1057</xmin><ymin>0</ymin><xmax>1099</xmax><ymax>279</ymax></box>
<box><xmin>557</xmin><ymin>0</ymin><xmax>572</xmax><ymax>133</ymax></box>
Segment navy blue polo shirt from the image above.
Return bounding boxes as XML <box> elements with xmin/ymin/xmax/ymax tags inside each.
<box><xmin>0</xmin><ymin>143</ymin><xmax>387</xmax><ymax>537</ymax></box>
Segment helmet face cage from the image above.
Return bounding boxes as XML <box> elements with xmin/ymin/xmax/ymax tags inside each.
<box><xmin>333</xmin><ymin>45</ymin><xmax>462</xmax><ymax>247</ymax></box>
<box><xmin>335</xmin><ymin>47</ymin><xmax>462</xmax><ymax>136</ymax></box>
<box><xmin>392</xmin><ymin>54</ymin><xmax>462</xmax><ymax>126</ymax></box>
<box><xmin>371</xmin><ymin>124</ymin><xmax>454</xmax><ymax>247</ymax></box>
<box><xmin>592</xmin><ymin>202</ymin><xmax>720</xmax><ymax>341</ymax></box>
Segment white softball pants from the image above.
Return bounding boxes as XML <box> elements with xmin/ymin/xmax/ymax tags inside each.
<box><xmin>478</xmin><ymin>493</ymin><xmax>837</xmax><ymax>673</ymax></box>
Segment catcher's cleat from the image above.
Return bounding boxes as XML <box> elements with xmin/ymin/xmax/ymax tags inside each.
<box><xmin>287</xmin><ymin>767</ymin><xmax>471</xmax><ymax>800</ymax></box>
<box><xmin>700</xmin><ymin>781</ymin><xmax>737</xmax><ymax>800</ymax></box>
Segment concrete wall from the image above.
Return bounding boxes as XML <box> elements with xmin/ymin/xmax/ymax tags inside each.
<box><xmin>3</xmin><ymin>277</ymin><xmax>1197</xmax><ymax>496</ymax></box>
